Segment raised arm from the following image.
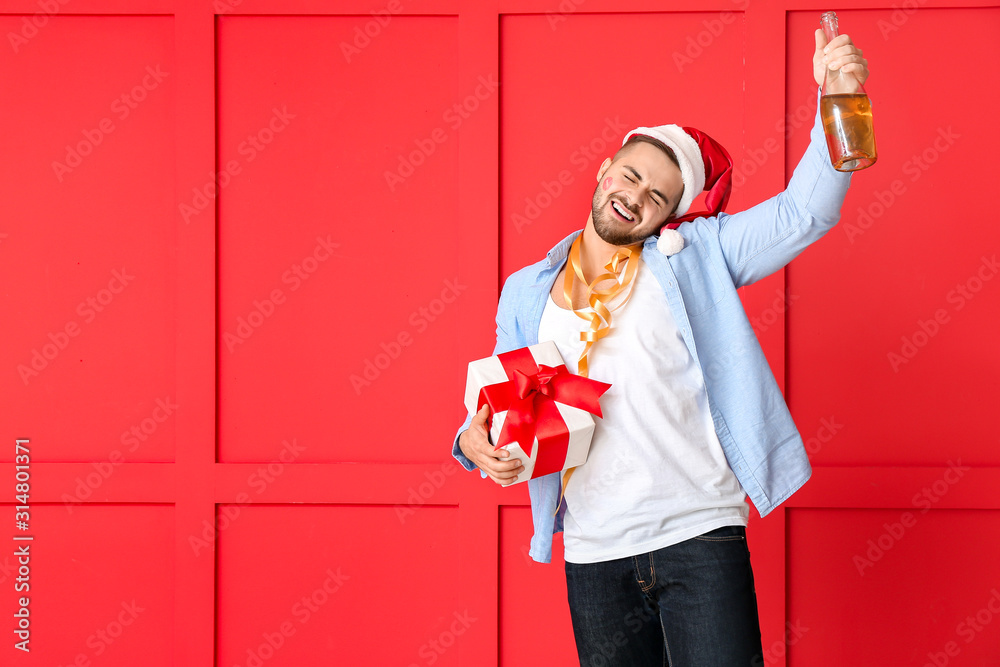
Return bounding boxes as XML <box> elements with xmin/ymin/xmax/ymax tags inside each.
<box><xmin>717</xmin><ymin>30</ymin><xmax>869</xmax><ymax>287</ymax></box>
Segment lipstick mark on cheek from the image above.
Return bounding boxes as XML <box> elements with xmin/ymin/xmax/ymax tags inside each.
<box><xmin>602</xmin><ymin>176</ymin><xmax>612</xmax><ymax>191</ymax></box>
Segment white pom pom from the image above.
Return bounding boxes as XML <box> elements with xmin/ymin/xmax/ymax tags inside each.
<box><xmin>657</xmin><ymin>229</ymin><xmax>685</xmax><ymax>256</ymax></box>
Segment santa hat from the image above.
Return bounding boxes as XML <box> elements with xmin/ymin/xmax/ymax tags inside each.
<box><xmin>621</xmin><ymin>125</ymin><xmax>734</xmax><ymax>254</ymax></box>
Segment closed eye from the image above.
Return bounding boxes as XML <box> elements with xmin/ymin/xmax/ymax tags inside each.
<box><xmin>623</xmin><ymin>167</ymin><xmax>665</xmax><ymax>208</ymax></box>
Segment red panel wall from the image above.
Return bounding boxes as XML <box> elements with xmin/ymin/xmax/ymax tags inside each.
<box><xmin>786</xmin><ymin>7</ymin><xmax>1000</xmax><ymax>467</ymax></box>
<box><xmin>1</xmin><ymin>1</ymin><xmax>997</xmax><ymax>666</ymax></box>
<box><xmin>1</xmin><ymin>13</ymin><xmax>177</xmax><ymax>461</ymax></box>
<box><xmin>216</xmin><ymin>14</ymin><xmax>470</xmax><ymax>464</ymax></box>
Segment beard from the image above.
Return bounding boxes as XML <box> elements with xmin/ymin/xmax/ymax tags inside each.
<box><xmin>590</xmin><ymin>185</ymin><xmax>650</xmax><ymax>246</ymax></box>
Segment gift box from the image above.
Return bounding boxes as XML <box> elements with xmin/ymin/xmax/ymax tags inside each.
<box><xmin>463</xmin><ymin>341</ymin><xmax>611</xmax><ymax>485</ymax></box>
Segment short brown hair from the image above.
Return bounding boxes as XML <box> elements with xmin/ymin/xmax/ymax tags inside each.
<box><xmin>616</xmin><ymin>135</ymin><xmax>680</xmax><ymax>170</ymax></box>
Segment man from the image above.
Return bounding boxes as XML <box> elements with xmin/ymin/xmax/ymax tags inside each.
<box><xmin>452</xmin><ymin>28</ymin><xmax>870</xmax><ymax>666</ymax></box>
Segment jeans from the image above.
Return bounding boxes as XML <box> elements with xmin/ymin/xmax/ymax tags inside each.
<box><xmin>564</xmin><ymin>525</ymin><xmax>764</xmax><ymax>667</ymax></box>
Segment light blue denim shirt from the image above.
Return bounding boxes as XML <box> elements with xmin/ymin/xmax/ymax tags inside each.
<box><xmin>453</xmin><ymin>92</ymin><xmax>851</xmax><ymax>563</ymax></box>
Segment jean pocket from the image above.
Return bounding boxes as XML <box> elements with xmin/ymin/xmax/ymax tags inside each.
<box><xmin>692</xmin><ymin>525</ymin><xmax>746</xmax><ymax>542</ymax></box>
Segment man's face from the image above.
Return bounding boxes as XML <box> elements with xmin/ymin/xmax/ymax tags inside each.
<box><xmin>591</xmin><ymin>141</ymin><xmax>684</xmax><ymax>246</ymax></box>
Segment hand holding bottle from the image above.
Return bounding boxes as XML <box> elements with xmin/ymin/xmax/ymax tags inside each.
<box><xmin>812</xmin><ymin>13</ymin><xmax>877</xmax><ymax>171</ymax></box>
<box><xmin>812</xmin><ymin>29</ymin><xmax>869</xmax><ymax>89</ymax></box>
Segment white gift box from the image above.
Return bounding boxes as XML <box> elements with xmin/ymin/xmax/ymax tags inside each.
<box><xmin>463</xmin><ymin>341</ymin><xmax>604</xmax><ymax>485</ymax></box>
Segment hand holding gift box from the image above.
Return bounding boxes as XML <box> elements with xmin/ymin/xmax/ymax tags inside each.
<box><xmin>463</xmin><ymin>341</ymin><xmax>611</xmax><ymax>485</ymax></box>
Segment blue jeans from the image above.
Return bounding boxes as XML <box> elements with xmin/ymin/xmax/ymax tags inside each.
<box><xmin>564</xmin><ymin>525</ymin><xmax>764</xmax><ymax>667</ymax></box>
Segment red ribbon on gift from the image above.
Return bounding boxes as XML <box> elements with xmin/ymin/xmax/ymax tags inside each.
<box><xmin>476</xmin><ymin>347</ymin><xmax>611</xmax><ymax>478</ymax></box>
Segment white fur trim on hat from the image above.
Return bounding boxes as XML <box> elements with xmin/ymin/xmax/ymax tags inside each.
<box><xmin>622</xmin><ymin>125</ymin><xmax>705</xmax><ymax>218</ymax></box>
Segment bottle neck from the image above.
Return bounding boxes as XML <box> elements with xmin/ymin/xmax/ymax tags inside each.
<box><xmin>820</xmin><ymin>12</ymin><xmax>839</xmax><ymax>42</ymax></box>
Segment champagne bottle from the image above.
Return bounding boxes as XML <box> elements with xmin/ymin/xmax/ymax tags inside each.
<box><xmin>820</xmin><ymin>11</ymin><xmax>877</xmax><ymax>171</ymax></box>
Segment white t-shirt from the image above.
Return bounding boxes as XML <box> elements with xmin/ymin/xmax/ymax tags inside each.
<box><xmin>538</xmin><ymin>259</ymin><xmax>749</xmax><ymax>564</ymax></box>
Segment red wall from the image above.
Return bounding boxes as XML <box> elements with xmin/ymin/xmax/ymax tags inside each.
<box><xmin>1</xmin><ymin>1</ymin><xmax>998</xmax><ymax>665</ymax></box>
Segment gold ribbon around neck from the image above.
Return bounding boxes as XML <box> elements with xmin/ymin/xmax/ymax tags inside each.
<box><xmin>562</xmin><ymin>234</ymin><xmax>642</xmax><ymax>378</ymax></box>
<box><xmin>555</xmin><ymin>234</ymin><xmax>642</xmax><ymax>512</ymax></box>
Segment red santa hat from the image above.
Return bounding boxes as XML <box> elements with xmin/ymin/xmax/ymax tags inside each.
<box><xmin>621</xmin><ymin>125</ymin><xmax>734</xmax><ymax>254</ymax></box>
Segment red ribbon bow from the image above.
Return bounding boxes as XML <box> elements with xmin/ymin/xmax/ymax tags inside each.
<box><xmin>477</xmin><ymin>348</ymin><xmax>611</xmax><ymax>478</ymax></box>
<box><xmin>513</xmin><ymin>365</ymin><xmax>558</xmax><ymax>399</ymax></box>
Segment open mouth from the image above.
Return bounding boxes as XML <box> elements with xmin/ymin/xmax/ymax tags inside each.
<box><xmin>610</xmin><ymin>199</ymin><xmax>636</xmax><ymax>223</ymax></box>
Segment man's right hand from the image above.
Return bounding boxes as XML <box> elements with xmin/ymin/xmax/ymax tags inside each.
<box><xmin>458</xmin><ymin>405</ymin><xmax>525</xmax><ymax>486</ymax></box>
